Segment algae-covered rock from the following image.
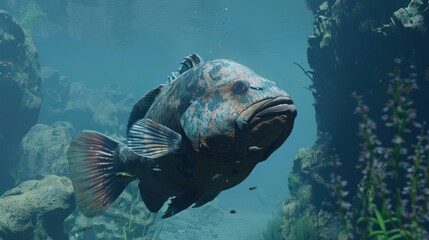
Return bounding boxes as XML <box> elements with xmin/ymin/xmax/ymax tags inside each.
<box><xmin>13</xmin><ymin>121</ymin><xmax>75</xmax><ymax>184</ymax></box>
<box><xmin>0</xmin><ymin>175</ymin><xmax>75</xmax><ymax>240</ymax></box>
<box><xmin>0</xmin><ymin>9</ymin><xmax>41</xmax><ymax>193</ymax></box>
<box><xmin>307</xmin><ymin>0</ymin><xmax>429</xmax><ymax>191</ymax></box>
<box><xmin>282</xmin><ymin>134</ymin><xmax>342</xmax><ymax>240</ymax></box>
<box><xmin>393</xmin><ymin>0</ymin><xmax>428</xmax><ymax>33</ymax></box>
<box><xmin>282</xmin><ymin>0</ymin><xmax>429</xmax><ymax>239</ymax></box>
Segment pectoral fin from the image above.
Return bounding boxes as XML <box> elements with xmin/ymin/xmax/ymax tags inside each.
<box><xmin>162</xmin><ymin>191</ymin><xmax>200</xmax><ymax>218</ymax></box>
<box><xmin>192</xmin><ymin>192</ymin><xmax>220</xmax><ymax>208</ymax></box>
<box><xmin>138</xmin><ymin>181</ymin><xmax>169</xmax><ymax>213</ymax></box>
<box><xmin>127</xmin><ymin>118</ymin><xmax>182</xmax><ymax>159</ymax></box>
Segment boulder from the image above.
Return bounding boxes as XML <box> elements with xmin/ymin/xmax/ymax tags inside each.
<box><xmin>0</xmin><ymin>175</ymin><xmax>75</xmax><ymax>240</ymax></box>
<box><xmin>13</xmin><ymin>122</ymin><xmax>75</xmax><ymax>184</ymax></box>
<box><xmin>0</xmin><ymin>9</ymin><xmax>41</xmax><ymax>193</ymax></box>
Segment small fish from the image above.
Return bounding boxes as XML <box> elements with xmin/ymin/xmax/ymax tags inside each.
<box><xmin>249</xmin><ymin>186</ymin><xmax>257</xmax><ymax>191</ymax></box>
<box><xmin>211</xmin><ymin>173</ymin><xmax>223</xmax><ymax>181</ymax></box>
<box><xmin>79</xmin><ymin>226</ymin><xmax>92</xmax><ymax>232</ymax></box>
<box><xmin>248</xmin><ymin>146</ymin><xmax>263</xmax><ymax>151</ymax></box>
<box><xmin>115</xmin><ymin>172</ymin><xmax>135</xmax><ymax>178</ymax></box>
<box><xmin>68</xmin><ymin>53</ymin><xmax>297</xmax><ymax>219</ymax></box>
<box><xmin>229</xmin><ymin>210</ymin><xmax>237</xmax><ymax>214</ymax></box>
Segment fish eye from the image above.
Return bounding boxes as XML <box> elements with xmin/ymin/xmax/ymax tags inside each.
<box><xmin>232</xmin><ymin>80</ymin><xmax>249</xmax><ymax>94</ymax></box>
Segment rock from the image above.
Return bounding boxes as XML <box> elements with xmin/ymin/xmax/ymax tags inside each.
<box><xmin>0</xmin><ymin>175</ymin><xmax>75</xmax><ymax>240</ymax></box>
<box><xmin>282</xmin><ymin>0</ymin><xmax>429</xmax><ymax>239</ymax></box>
<box><xmin>306</xmin><ymin>1</ymin><xmax>429</xmax><ymax>184</ymax></box>
<box><xmin>39</xmin><ymin>67</ymin><xmax>70</xmax><ymax>117</ymax></box>
<box><xmin>305</xmin><ymin>0</ymin><xmax>331</xmax><ymax>13</ymax></box>
<box><xmin>393</xmin><ymin>0</ymin><xmax>428</xmax><ymax>33</ymax></box>
<box><xmin>282</xmin><ymin>133</ymin><xmax>341</xmax><ymax>240</ymax></box>
<box><xmin>0</xmin><ymin>9</ymin><xmax>41</xmax><ymax>193</ymax></box>
<box><xmin>62</xmin><ymin>82</ymin><xmax>134</xmax><ymax>134</ymax></box>
<box><xmin>311</xmin><ymin>0</ymin><xmax>429</xmax><ymax>190</ymax></box>
<box><xmin>38</xmin><ymin>68</ymin><xmax>135</xmax><ymax>135</ymax></box>
<box><xmin>13</xmin><ymin>122</ymin><xmax>75</xmax><ymax>184</ymax></box>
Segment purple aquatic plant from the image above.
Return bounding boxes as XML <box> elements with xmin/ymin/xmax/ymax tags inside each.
<box><xmin>333</xmin><ymin>60</ymin><xmax>429</xmax><ymax>239</ymax></box>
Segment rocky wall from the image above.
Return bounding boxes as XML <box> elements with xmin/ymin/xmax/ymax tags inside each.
<box><xmin>0</xmin><ymin>9</ymin><xmax>41</xmax><ymax>193</ymax></box>
<box><xmin>281</xmin><ymin>0</ymin><xmax>429</xmax><ymax>239</ymax></box>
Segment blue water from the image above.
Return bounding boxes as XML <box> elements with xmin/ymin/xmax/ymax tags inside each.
<box><xmin>2</xmin><ymin>0</ymin><xmax>315</xmax><ymax>238</ymax></box>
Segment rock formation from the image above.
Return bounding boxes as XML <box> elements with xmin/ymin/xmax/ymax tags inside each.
<box><xmin>39</xmin><ymin>67</ymin><xmax>135</xmax><ymax>135</ymax></box>
<box><xmin>0</xmin><ymin>175</ymin><xmax>75</xmax><ymax>240</ymax></box>
<box><xmin>13</xmin><ymin>122</ymin><xmax>75</xmax><ymax>184</ymax></box>
<box><xmin>0</xmin><ymin>9</ymin><xmax>41</xmax><ymax>193</ymax></box>
<box><xmin>281</xmin><ymin>0</ymin><xmax>429</xmax><ymax>239</ymax></box>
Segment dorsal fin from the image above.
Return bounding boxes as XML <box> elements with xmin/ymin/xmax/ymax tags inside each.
<box><xmin>127</xmin><ymin>84</ymin><xmax>164</xmax><ymax>133</ymax></box>
<box><xmin>178</xmin><ymin>53</ymin><xmax>203</xmax><ymax>74</ymax></box>
<box><xmin>168</xmin><ymin>53</ymin><xmax>204</xmax><ymax>83</ymax></box>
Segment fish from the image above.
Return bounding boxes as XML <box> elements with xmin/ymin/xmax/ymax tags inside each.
<box><xmin>78</xmin><ymin>226</ymin><xmax>92</xmax><ymax>232</ymax></box>
<box><xmin>248</xmin><ymin>186</ymin><xmax>257</xmax><ymax>191</ymax></box>
<box><xmin>67</xmin><ymin>53</ymin><xmax>297</xmax><ymax>219</ymax></box>
<box><xmin>229</xmin><ymin>210</ymin><xmax>237</xmax><ymax>214</ymax></box>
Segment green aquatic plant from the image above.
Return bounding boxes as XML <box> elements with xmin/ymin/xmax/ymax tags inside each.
<box><xmin>333</xmin><ymin>59</ymin><xmax>429</xmax><ymax>239</ymax></box>
<box><xmin>262</xmin><ymin>215</ymin><xmax>283</xmax><ymax>240</ymax></box>
<box><xmin>18</xmin><ymin>1</ymin><xmax>46</xmax><ymax>32</ymax></box>
<box><xmin>100</xmin><ymin>185</ymin><xmax>163</xmax><ymax>240</ymax></box>
<box><xmin>293</xmin><ymin>217</ymin><xmax>317</xmax><ymax>240</ymax></box>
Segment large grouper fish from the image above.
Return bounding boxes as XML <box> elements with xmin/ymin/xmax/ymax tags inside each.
<box><xmin>68</xmin><ymin>53</ymin><xmax>297</xmax><ymax>218</ymax></box>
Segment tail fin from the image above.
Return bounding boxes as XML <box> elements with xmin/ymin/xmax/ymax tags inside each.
<box><xmin>68</xmin><ymin>131</ymin><xmax>130</xmax><ymax>217</ymax></box>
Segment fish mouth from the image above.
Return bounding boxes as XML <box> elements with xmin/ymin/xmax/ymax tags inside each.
<box><xmin>235</xmin><ymin>96</ymin><xmax>297</xmax><ymax>160</ymax></box>
<box><xmin>236</xmin><ymin>96</ymin><xmax>297</xmax><ymax>130</ymax></box>
<box><xmin>248</xmin><ymin>97</ymin><xmax>296</xmax><ymax>127</ymax></box>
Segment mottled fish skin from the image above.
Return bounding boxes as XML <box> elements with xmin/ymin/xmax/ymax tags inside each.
<box><xmin>130</xmin><ymin>58</ymin><xmax>295</xmax><ymax>204</ymax></box>
<box><xmin>68</xmin><ymin>54</ymin><xmax>296</xmax><ymax>219</ymax></box>
<box><xmin>148</xmin><ymin>59</ymin><xmax>290</xmax><ymax>151</ymax></box>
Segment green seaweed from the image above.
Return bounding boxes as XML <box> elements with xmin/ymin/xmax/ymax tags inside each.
<box><xmin>18</xmin><ymin>1</ymin><xmax>46</xmax><ymax>32</ymax></box>
<box><xmin>293</xmin><ymin>217</ymin><xmax>317</xmax><ymax>240</ymax></box>
<box><xmin>262</xmin><ymin>215</ymin><xmax>283</xmax><ymax>240</ymax></box>
<box><xmin>287</xmin><ymin>172</ymin><xmax>302</xmax><ymax>197</ymax></box>
<box><xmin>119</xmin><ymin>188</ymin><xmax>163</xmax><ymax>240</ymax></box>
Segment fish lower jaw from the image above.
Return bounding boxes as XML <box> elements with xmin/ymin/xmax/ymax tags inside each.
<box><xmin>235</xmin><ymin>96</ymin><xmax>296</xmax><ymax>131</ymax></box>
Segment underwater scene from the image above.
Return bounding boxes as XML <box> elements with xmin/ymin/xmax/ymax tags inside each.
<box><xmin>0</xmin><ymin>0</ymin><xmax>428</xmax><ymax>239</ymax></box>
